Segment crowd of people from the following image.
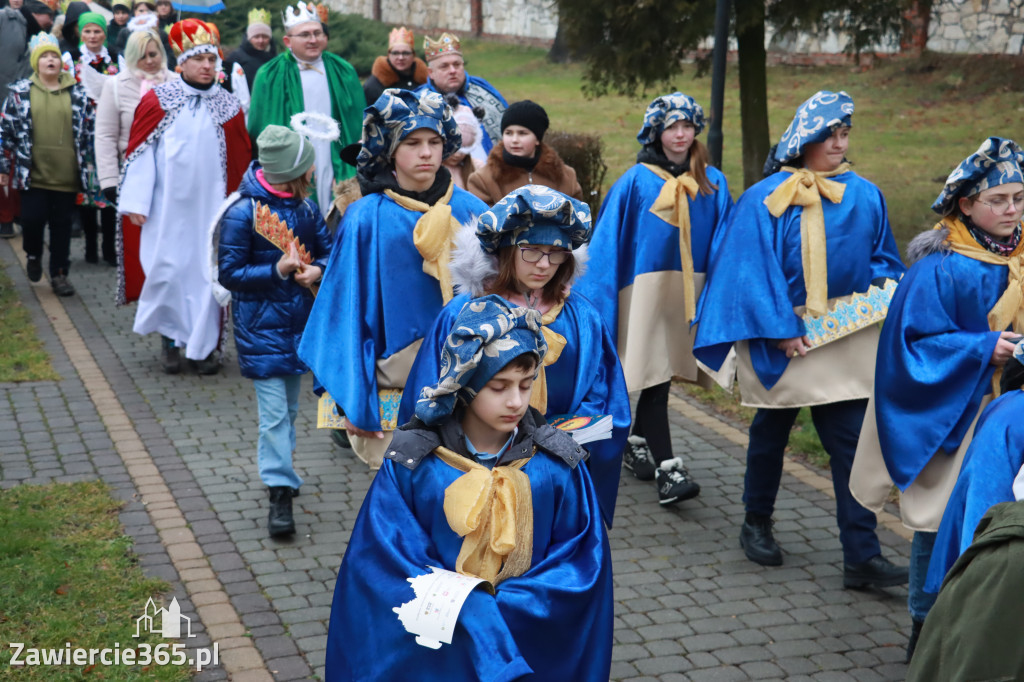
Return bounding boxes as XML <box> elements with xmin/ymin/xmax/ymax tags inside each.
<box><xmin>2</xmin><ymin>1</ymin><xmax>1023</xmax><ymax>678</ymax></box>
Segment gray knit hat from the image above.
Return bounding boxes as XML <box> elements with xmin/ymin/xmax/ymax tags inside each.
<box><xmin>257</xmin><ymin>125</ymin><xmax>316</xmax><ymax>183</ymax></box>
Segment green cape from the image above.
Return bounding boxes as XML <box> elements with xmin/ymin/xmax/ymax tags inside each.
<box><xmin>248</xmin><ymin>50</ymin><xmax>362</xmax><ymax>183</ymax></box>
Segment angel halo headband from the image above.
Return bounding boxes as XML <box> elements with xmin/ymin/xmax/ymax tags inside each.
<box><xmin>290</xmin><ymin>111</ymin><xmax>340</xmax><ymax>143</ymax></box>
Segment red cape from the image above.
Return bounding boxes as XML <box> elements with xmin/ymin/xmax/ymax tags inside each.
<box><xmin>119</xmin><ymin>88</ymin><xmax>250</xmax><ymax>304</ymax></box>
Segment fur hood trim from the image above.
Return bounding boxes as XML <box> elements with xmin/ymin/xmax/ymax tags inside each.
<box><xmin>484</xmin><ymin>142</ymin><xmax>567</xmax><ymax>187</ymax></box>
<box><xmin>906</xmin><ymin>225</ymin><xmax>951</xmax><ymax>264</ymax></box>
<box><xmin>370</xmin><ymin>55</ymin><xmax>429</xmax><ymax>88</ymax></box>
<box><xmin>449</xmin><ymin>219</ymin><xmax>589</xmax><ymax>297</ymax></box>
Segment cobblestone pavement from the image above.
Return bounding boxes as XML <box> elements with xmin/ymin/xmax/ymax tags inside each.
<box><xmin>1</xmin><ymin>236</ymin><xmax>914</xmax><ymax>681</ymax></box>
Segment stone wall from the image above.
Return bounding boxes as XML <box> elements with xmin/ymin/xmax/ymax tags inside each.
<box><xmin>927</xmin><ymin>0</ymin><xmax>1024</xmax><ymax>54</ymax></box>
<box><xmin>326</xmin><ymin>0</ymin><xmax>1024</xmax><ymax>55</ymax></box>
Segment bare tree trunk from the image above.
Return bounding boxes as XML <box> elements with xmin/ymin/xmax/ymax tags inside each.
<box><xmin>901</xmin><ymin>0</ymin><xmax>933</xmax><ymax>56</ymax></box>
<box><xmin>735</xmin><ymin>1</ymin><xmax>770</xmax><ymax>189</ymax></box>
<box><xmin>549</xmin><ymin>17</ymin><xmax>570</xmax><ymax>63</ymax></box>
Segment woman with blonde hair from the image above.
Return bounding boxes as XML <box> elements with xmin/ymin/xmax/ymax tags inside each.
<box><xmin>94</xmin><ymin>27</ymin><xmax>172</xmax><ymax>265</ymax></box>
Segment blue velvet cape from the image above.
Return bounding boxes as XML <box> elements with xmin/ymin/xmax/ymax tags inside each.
<box><xmin>296</xmin><ymin>188</ymin><xmax>488</xmax><ymax>431</ymax></box>
<box><xmin>396</xmin><ymin>291</ymin><xmax>630</xmax><ymax>527</ymax></box>
<box><xmin>325</xmin><ymin>451</ymin><xmax>614</xmax><ymax>681</ymax></box>
<box><xmin>924</xmin><ymin>390</ymin><xmax>1024</xmax><ymax>593</ymax></box>
<box><xmin>692</xmin><ymin>170</ymin><xmax>905</xmax><ymax>390</ymax></box>
<box><xmin>574</xmin><ymin>164</ymin><xmax>733</xmax><ymax>345</ymax></box>
<box><xmin>873</xmin><ymin>250</ymin><xmax>1006</xmax><ymax>490</ymax></box>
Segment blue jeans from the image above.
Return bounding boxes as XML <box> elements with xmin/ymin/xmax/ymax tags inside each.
<box><xmin>743</xmin><ymin>399</ymin><xmax>881</xmax><ymax>564</ymax></box>
<box><xmin>909</xmin><ymin>531</ymin><xmax>938</xmax><ymax>622</ymax></box>
<box><xmin>253</xmin><ymin>375</ymin><xmax>304</xmax><ymax>490</ymax></box>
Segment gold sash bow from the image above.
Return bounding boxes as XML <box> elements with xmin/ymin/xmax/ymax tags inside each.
<box><xmin>529</xmin><ymin>300</ymin><xmax>567</xmax><ymax>414</ymax></box>
<box><xmin>386</xmin><ymin>180</ymin><xmax>459</xmax><ymax>304</ymax></box>
<box><xmin>642</xmin><ymin>164</ymin><xmax>701</xmax><ymax>322</ymax></box>
<box><xmin>763</xmin><ymin>164</ymin><xmax>851</xmax><ymax>316</ymax></box>
<box><xmin>435</xmin><ymin>446</ymin><xmax>533</xmax><ymax>585</ymax></box>
<box><xmin>942</xmin><ymin>217</ymin><xmax>1024</xmax><ymax>393</ymax></box>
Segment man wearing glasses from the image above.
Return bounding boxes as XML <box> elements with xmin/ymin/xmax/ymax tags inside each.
<box><xmin>362</xmin><ymin>26</ymin><xmax>428</xmax><ymax>106</ymax></box>
<box><xmin>418</xmin><ymin>32</ymin><xmax>506</xmax><ymax>153</ymax></box>
<box><xmin>248</xmin><ymin>2</ymin><xmax>362</xmax><ymax>215</ymax></box>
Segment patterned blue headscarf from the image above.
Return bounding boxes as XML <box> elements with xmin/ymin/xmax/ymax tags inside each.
<box><xmin>773</xmin><ymin>91</ymin><xmax>854</xmax><ymax>165</ymax></box>
<box><xmin>932</xmin><ymin>137</ymin><xmax>1024</xmax><ymax>216</ymax></box>
<box><xmin>356</xmin><ymin>88</ymin><xmax>462</xmax><ymax>176</ymax></box>
<box><xmin>415</xmin><ymin>295</ymin><xmax>547</xmax><ymax>425</ymax></box>
<box><xmin>637</xmin><ymin>92</ymin><xmax>706</xmax><ymax>146</ymax></box>
<box><xmin>476</xmin><ymin>185</ymin><xmax>593</xmax><ymax>254</ymax></box>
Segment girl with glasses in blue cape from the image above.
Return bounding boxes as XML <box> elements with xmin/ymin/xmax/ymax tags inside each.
<box><xmin>850</xmin><ymin>137</ymin><xmax>1024</xmax><ymax>661</ymax></box>
<box><xmin>297</xmin><ymin>88</ymin><xmax>488</xmax><ymax>469</ymax></box>
<box><xmin>693</xmin><ymin>91</ymin><xmax>907</xmax><ymax>586</ymax></box>
<box><xmin>326</xmin><ymin>295</ymin><xmax>614</xmax><ymax>681</ymax></box>
<box><xmin>397</xmin><ymin>185</ymin><xmax>631</xmax><ymax>527</ymax></box>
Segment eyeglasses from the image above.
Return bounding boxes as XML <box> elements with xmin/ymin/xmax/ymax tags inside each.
<box><xmin>389</xmin><ymin>50</ymin><xmax>413</xmax><ymax>57</ymax></box>
<box><xmin>976</xmin><ymin>195</ymin><xmax>1024</xmax><ymax>214</ymax></box>
<box><xmin>291</xmin><ymin>30</ymin><xmax>324</xmax><ymax>40</ymax></box>
<box><xmin>519</xmin><ymin>246</ymin><xmax>570</xmax><ymax>265</ymax></box>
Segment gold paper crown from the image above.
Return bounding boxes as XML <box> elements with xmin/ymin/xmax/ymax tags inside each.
<box><xmin>169</xmin><ymin>18</ymin><xmax>217</xmax><ymax>57</ymax></box>
<box><xmin>389</xmin><ymin>26</ymin><xmax>414</xmax><ymax>49</ymax></box>
<box><xmin>423</xmin><ymin>32</ymin><xmax>461</xmax><ymax>61</ymax></box>
<box><xmin>247</xmin><ymin>8</ymin><xmax>272</xmax><ymax>27</ymax></box>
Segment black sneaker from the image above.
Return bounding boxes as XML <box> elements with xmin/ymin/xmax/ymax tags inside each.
<box><xmin>0</xmin><ymin>222</ymin><xmax>14</xmax><ymax>239</ymax></box>
<box><xmin>268</xmin><ymin>486</ymin><xmax>296</xmax><ymax>538</ymax></box>
<box><xmin>161</xmin><ymin>336</ymin><xmax>181</xmax><ymax>375</ymax></box>
<box><xmin>50</xmin><ymin>273</ymin><xmax>75</xmax><ymax>297</ymax></box>
<box><xmin>623</xmin><ymin>435</ymin><xmax>656</xmax><ymax>481</ymax></box>
<box><xmin>843</xmin><ymin>554</ymin><xmax>909</xmax><ymax>590</ymax></box>
<box><xmin>655</xmin><ymin>457</ymin><xmax>700</xmax><ymax>506</ymax></box>
<box><xmin>195</xmin><ymin>352</ymin><xmax>221</xmax><ymax>376</ymax></box>
<box><xmin>26</xmin><ymin>256</ymin><xmax>42</xmax><ymax>282</ymax></box>
<box><xmin>740</xmin><ymin>512</ymin><xmax>783</xmax><ymax>566</ymax></box>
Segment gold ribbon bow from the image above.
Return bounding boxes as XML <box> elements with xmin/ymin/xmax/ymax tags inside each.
<box><xmin>298</xmin><ymin>62</ymin><xmax>324</xmax><ymax>74</ymax></box>
<box><xmin>941</xmin><ymin>216</ymin><xmax>1024</xmax><ymax>393</ymax></box>
<box><xmin>763</xmin><ymin>164</ymin><xmax>851</xmax><ymax>316</ymax></box>
<box><xmin>386</xmin><ymin>180</ymin><xmax>459</xmax><ymax>304</ymax></box>
<box><xmin>529</xmin><ymin>300</ymin><xmax>567</xmax><ymax>414</ymax></box>
<box><xmin>642</xmin><ymin>164</ymin><xmax>701</xmax><ymax>322</ymax></box>
<box><xmin>435</xmin><ymin>446</ymin><xmax>533</xmax><ymax>585</ymax></box>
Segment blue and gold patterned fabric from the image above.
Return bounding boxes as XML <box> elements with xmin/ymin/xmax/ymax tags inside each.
<box><xmin>932</xmin><ymin>137</ymin><xmax>1024</xmax><ymax>216</ymax></box>
<box><xmin>773</xmin><ymin>90</ymin><xmax>854</xmax><ymax>165</ymax></box>
<box><xmin>356</xmin><ymin>88</ymin><xmax>461</xmax><ymax>176</ymax></box>
<box><xmin>415</xmin><ymin>295</ymin><xmax>547</xmax><ymax>425</ymax></box>
<box><xmin>476</xmin><ymin>185</ymin><xmax>593</xmax><ymax>253</ymax></box>
<box><xmin>636</xmin><ymin>91</ymin><xmax>705</xmax><ymax>145</ymax></box>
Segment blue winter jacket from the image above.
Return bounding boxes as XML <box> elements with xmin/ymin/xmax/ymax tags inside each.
<box><xmin>217</xmin><ymin>164</ymin><xmax>332</xmax><ymax>380</ymax></box>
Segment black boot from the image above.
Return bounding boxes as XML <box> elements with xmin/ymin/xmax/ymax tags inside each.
<box><xmin>161</xmin><ymin>336</ymin><xmax>181</xmax><ymax>374</ymax></box>
<box><xmin>740</xmin><ymin>512</ymin><xmax>783</xmax><ymax>566</ymax></box>
<box><xmin>195</xmin><ymin>351</ymin><xmax>221</xmax><ymax>376</ymax></box>
<box><xmin>905</xmin><ymin>618</ymin><xmax>924</xmax><ymax>663</ymax></box>
<box><xmin>268</xmin><ymin>486</ymin><xmax>295</xmax><ymax>538</ymax></box>
<box><xmin>843</xmin><ymin>554</ymin><xmax>909</xmax><ymax>590</ymax></box>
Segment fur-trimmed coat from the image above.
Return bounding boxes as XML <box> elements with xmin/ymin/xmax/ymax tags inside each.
<box><xmin>0</xmin><ymin>74</ymin><xmax>94</xmax><ymax>192</ymax></box>
<box><xmin>362</xmin><ymin>55</ymin><xmax>428</xmax><ymax>107</ymax></box>
<box><xmin>466</xmin><ymin>142</ymin><xmax>583</xmax><ymax>206</ymax></box>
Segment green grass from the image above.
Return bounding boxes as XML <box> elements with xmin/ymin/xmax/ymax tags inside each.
<box><xmin>0</xmin><ymin>266</ymin><xmax>58</xmax><ymax>382</ymax></box>
<box><xmin>0</xmin><ymin>481</ymin><xmax>191</xmax><ymax>681</ymax></box>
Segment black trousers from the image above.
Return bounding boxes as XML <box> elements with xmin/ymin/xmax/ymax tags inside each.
<box><xmin>631</xmin><ymin>381</ymin><xmax>673</xmax><ymax>464</ymax></box>
<box><xmin>80</xmin><ymin>204</ymin><xmax>116</xmax><ymax>261</ymax></box>
<box><xmin>21</xmin><ymin>188</ymin><xmax>76</xmax><ymax>277</ymax></box>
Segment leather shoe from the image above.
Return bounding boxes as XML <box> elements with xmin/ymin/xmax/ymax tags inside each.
<box><xmin>268</xmin><ymin>486</ymin><xmax>296</xmax><ymax>538</ymax></box>
<box><xmin>740</xmin><ymin>512</ymin><xmax>783</xmax><ymax>566</ymax></box>
<box><xmin>843</xmin><ymin>554</ymin><xmax>909</xmax><ymax>589</ymax></box>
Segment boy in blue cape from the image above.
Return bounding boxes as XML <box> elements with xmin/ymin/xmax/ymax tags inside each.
<box><xmin>326</xmin><ymin>295</ymin><xmax>613</xmax><ymax>681</ymax></box>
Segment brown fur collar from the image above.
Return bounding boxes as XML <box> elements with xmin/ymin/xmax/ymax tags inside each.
<box><xmin>485</xmin><ymin>142</ymin><xmax>566</xmax><ymax>187</ymax></box>
<box><xmin>370</xmin><ymin>55</ymin><xmax>429</xmax><ymax>87</ymax></box>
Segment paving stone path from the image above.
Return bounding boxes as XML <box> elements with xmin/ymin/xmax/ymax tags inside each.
<box><xmin>1</xmin><ymin>236</ymin><xmax>914</xmax><ymax>681</ymax></box>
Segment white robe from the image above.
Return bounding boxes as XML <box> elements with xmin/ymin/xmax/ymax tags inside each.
<box><xmin>297</xmin><ymin>57</ymin><xmax>333</xmax><ymax>216</ymax></box>
<box><xmin>119</xmin><ymin>81</ymin><xmax>226</xmax><ymax>361</ymax></box>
